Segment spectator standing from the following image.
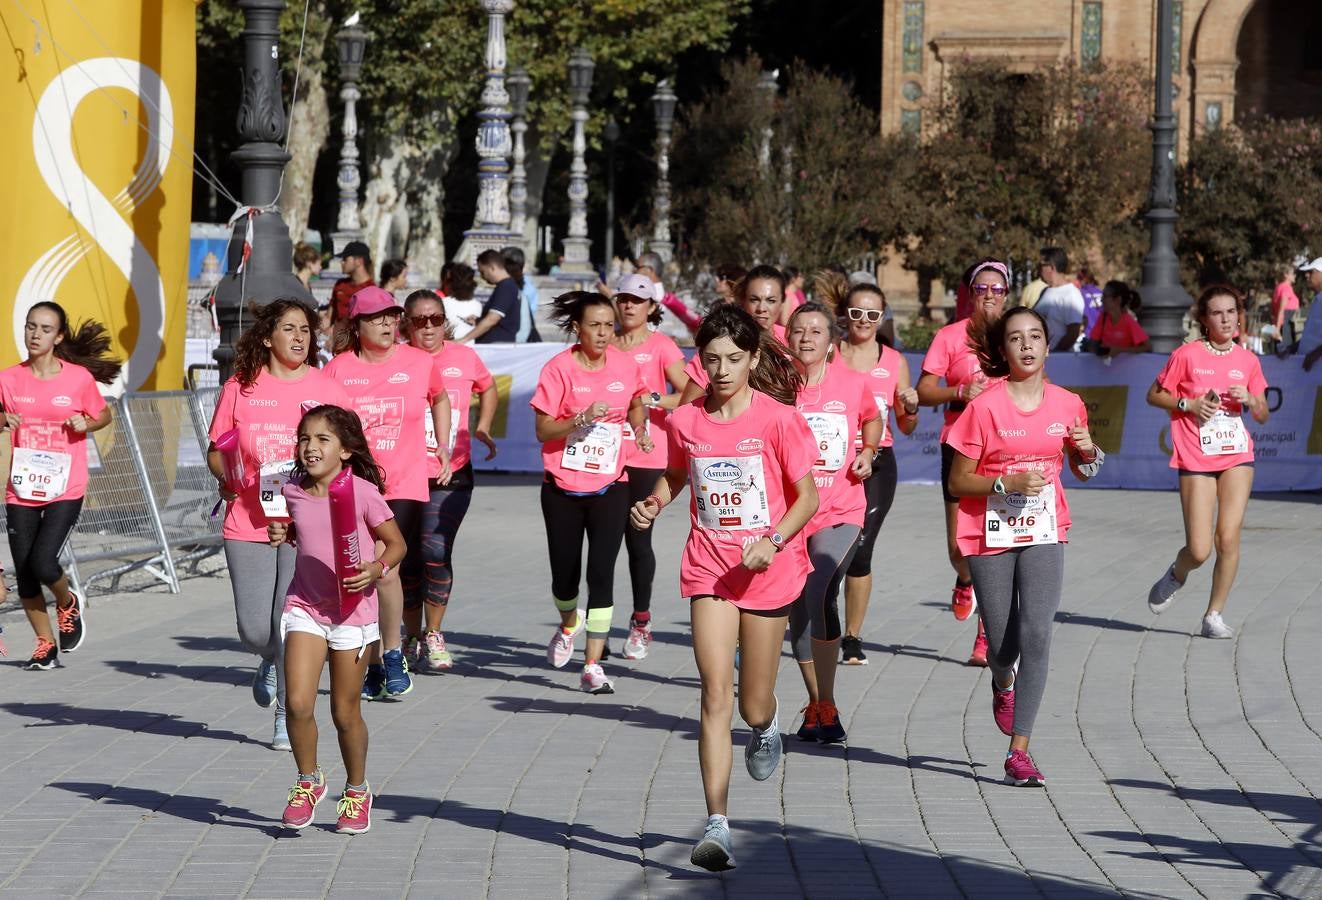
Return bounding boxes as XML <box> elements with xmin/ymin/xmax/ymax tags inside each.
<box><xmin>1076</xmin><ymin>267</ymin><xmax>1104</xmax><ymax>346</ymax></box>
<box><xmin>634</xmin><ymin>251</ymin><xmax>701</xmax><ymax>334</ymax></box>
<box><xmin>294</xmin><ymin>243</ymin><xmax>322</xmax><ymax>292</ymax></box>
<box><xmin>440</xmin><ymin>262</ymin><xmax>483</xmax><ymax>341</ymax></box>
<box><xmin>1297</xmin><ymin>258</ymin><xmax>1322</xmax><ymax>370</ymax></box>
<box><xmin>1271</xmin><ymin>265</ymin><xmax>1301</xmax><ymax>351</ymax></box>
<box><xmin>502</xmin><ymin>246</ymin><xmax>541</xmax><ymax>343</ymax></box>
<box><xmin>1089</xmin><ymin>281</ymin><xmax>1151</xmax><ymax>354</ymax></box>
<box><xmin>331</xmin><ymin>241</ymin><xmax>374</xmax><ymax>324</ymax></box>
<box><xmin>1034</xmin><ymin>247</ymin><xmax>1085</xmax><ymax>351</ymax></box>
<box><xmin>459</xmin><ymin>249</ymin><xmax>522</xmax><ymax>344</ymax></box>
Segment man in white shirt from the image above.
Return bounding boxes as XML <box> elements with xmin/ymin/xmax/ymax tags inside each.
<box><xmin>1034</xmin><ymin>247</ymin><xmax>1085</xmax><ymax>351</ymax></box>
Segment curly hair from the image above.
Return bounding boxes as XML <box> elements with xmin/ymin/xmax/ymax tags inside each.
<box><xmin>25</xmin><ymin>301</ymin><xmax>123</xmax><ymax>385</ymax></box>
<box><xmin>232</xmin><ymin>299</ymin><xmax>319</xmax><ymax>389</ymax></box>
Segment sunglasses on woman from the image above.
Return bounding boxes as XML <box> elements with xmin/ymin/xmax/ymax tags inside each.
<box><xmin>970</xmin><ymin>284</ymin><xmax>1009</xmax><ymax>297</ymax></box>
<box><xmin>410</xmin><ymin>313</ymin><xmax>446</xmax><ymax>328</ymax></box>
<box><xmin>846</xmin><ymin>307</ymin><xmax>883</xmax><ymax>323</ymax></box>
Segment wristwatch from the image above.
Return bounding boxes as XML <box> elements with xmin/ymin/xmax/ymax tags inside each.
<box><xmin>769</xmin><ymin>531</ymin><xmax>786</xmax><ymax>551</ymax></box>
<box><xmin>992</xmin><ymin>476</ymin><xmax>1007</xmax><ymax>495</ymax></box>
<box><xmin>1176</xmin><ymin>398</ymin><xmax>1189</xmax><ymax>413</ymax></box>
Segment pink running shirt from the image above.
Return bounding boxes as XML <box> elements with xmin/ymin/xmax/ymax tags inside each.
<box><xmin>1089</xmin><ymin>312</ymin><xmax>1148</xmax><ymax>350</ymax></box>
<box><xmin>0</xmin><ymin>361</ymin><xmax>107</xmax><ymax>507</ymax></box>
<box><xmin>621</xmin><ymin>331</ymin><xmax>684</xmax><ymax>468</ymax></box>
<box><xmin>427</xmin><ymin>342</ymin><xmax>494</xmax><ymax>474</ymax></box>
<box><xmin>944</xmin><ymin>382</ymin><xmax>1087</xmax><ymax>558</ymax></box>
<box><xmin>796</xmin><ymin>364</ymin><xmax>878</xmax><ymax>534</ymax></box>
<box><xmin>921</xmin><ymin>319</ymin><xmax>1001</xmax><ymax>441</ymax></box>
<box><xmin>849</xmin><ymin>343</ymin><xmax>905</xmax><ymax>449</ymax></box>
<box><xmin>323</xmin><ymin>344</ymin><xmax>445</xmax><ymax>501</ymax></box>
<box><xmin>667</xmin><ymin>390</ymin><xmax>817</xmax><ymax>610</ymax></box>
<box><xmin>208</xmin><ymin>367</ymin><xmax>352</xmax><ymax>542</ymax></box>
<box><xmin>282</xmin><ymin>473</ymin><xmax>393</xmax><ymax>627</ymax></box>
<box><xmin>1156</xmin><ymin>341</ymin><xmax>1267</xmax><ymax>472</ymax></box>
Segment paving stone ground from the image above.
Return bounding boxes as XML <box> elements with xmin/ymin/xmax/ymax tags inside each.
<box><xmin>0</xmin><ymin>477</ymin><xmax>1319</xmax><ymax>899</ymax></box>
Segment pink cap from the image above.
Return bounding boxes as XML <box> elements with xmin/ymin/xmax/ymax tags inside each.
<box><xmin>614</xmin><ymin>273</ymin><xmax>654</xmax><ymax>300</ymax></box>
<box><xmin>348</xmin><ymin>286</ymin><xmax>404</xmax><ymax>318</ymax></box>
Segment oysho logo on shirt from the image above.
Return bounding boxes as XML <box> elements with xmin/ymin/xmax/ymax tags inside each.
<box><xmin>248</xmin><ymin>398</ymin><xmax>279</xmax><ymax>408</ymax></box>
<box><xmin>11</xmin><ymin>395</ymin><xmax>35</xmax><ymax>404</ymax></box>
<box><xmin>343</xmin><ymin>378</ymin><xmax>370</xmax><ymax>386</ymax></box>
<box><xmin>1229</xmin><ymin>369</ymin><xmax>1244</xmax><ymax>380</ymax></box>
<box><xmin>685</xmin><ymin>441</ymin><xmax>713</xmax><ymax>451</ymax></box>
<box><xmin>1193</xmin><ymin>368</ymin><xmax>1216</xmax><ymax>376</ymax></box>
<box><xmin>51</xmin><ymin>395</ymin><xmax>73</xmax><ymax>408</ymax></box>
<box><xmin>736</xmin><ymin>438</ymin><xmax>764</xmax><ymax>453</ymax></box>
<box><xmin>998</xmin><ymin>428</ymin><xmax>1027</xmax><ymax>438</ymax></box>
<box><xmin>572</xmin><ymin>386</ymin><xmax>592</xmax><ymax>393</ymax></box>
<box><xmin>387</xmin><ymin>372</ymin><xmax>410</xmax><ymax>384</ymax></box>
<box><xmin>606</xmin><ymin>381</ymin><xmax>626</xmax><ymax>393</ymax></box>
<box><xmin>823</xmin><ymin>400</ymin><xmax>847</xmax><ymax>413</ymax></box>
<box><xmin>443</xmin><ymin>366</ymin><xmax>462</xmax><ymax>378</ymax></box>
<box><xmin>1046</xmin><ymin>422</ymin><xmax>1067</xmax><ymax>437</ymax></box>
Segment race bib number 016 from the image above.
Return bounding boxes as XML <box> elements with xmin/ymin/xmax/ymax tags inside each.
<box><xmin>692</xmin><ymin>455</ymin><xmax>771</xmax><ymax>531</ymax></box>
<box><xmin>562</xmin><ymin>421</ymin><xmax>622</xmax><ymax>474</ymax></box>
<box><xmin>803</xmin><ymin>412</ymin><xmax>849</xmax><ymax>471</ymax></box>
<box><xmin>985</xmin><ymin>482</ymin><xmax>1057</xmax><ymax>548</ymax></box>
<box><xmin>10</xmin><ymin>447</ymin><xmax>71</xmax><ymax>501</ymax></box>
<box><xmin>1199</xmin><ymin>412</ymin><xmax>1248</xmax><ymax>456</ymax></box>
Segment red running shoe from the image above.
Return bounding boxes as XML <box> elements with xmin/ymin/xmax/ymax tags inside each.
<box><xmin>992</xmin><ymin>682</ymin><xmax>1015</xmax><ymax>736</ymax></box>
<box><xmin>951</xmin><ymin>582</ymin><xmax>976</xmax><ymax>621</ymax></box>
<box><xmin>281</xmin><ymin>769</ymin><xmax>326</xmax><ymax>830</ymax></box>
<box><xmin>968</xmin><ymin>620</ymin><xmax>988</xmax><ymax>667</ymax></box>
<box><xmin>1004</xmin><ymin>749</ymin><xmax>1045</xmax><ymax>787</ymax></box>
<box><xmin>335</xmin><ymin>785</ymin><xmax>372</xmax><ymax>834</ymax></box>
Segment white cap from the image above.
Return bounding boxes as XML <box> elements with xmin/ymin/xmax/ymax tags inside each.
<box><xmin>1298</xmin><ymin>256</ymin><xmax>1322</xmax><ymax>273</ymax></box>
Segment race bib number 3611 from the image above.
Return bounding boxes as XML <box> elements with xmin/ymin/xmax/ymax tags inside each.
<box><xmin>692</xmin><ymin>455</ymin><xmax>771</xmax><ymax>531</ymax></box>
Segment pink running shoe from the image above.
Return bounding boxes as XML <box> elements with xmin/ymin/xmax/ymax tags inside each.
<box><xmin>335</xmin><ymin>785</ymin><xmax>372</xmax><ymax>834</ymax></box>
<box><xmin>547</xmin><ymin>610</ymin><xmax>585</xmax><ymax>669</ymax></box>
<box><xmin>968</xmin><ymin>621</ymin><xmax>988</xmax><ymax>667</ymax></box>
<box><xmin>992</xmin><ymin>682</ymin><xmax>1015</xmax><ymax>736</ymax></box>
<box><xmin>281</xmin><ymin>769</ymin><xmax>327</xmax><ymax>830</ymax></box>
<box><xmin>1004</xmin><ymin>750</ymin><xmax>1045</xmax><ymax>787</ymax></box>
<box><xmin>951</xmin><ymin>582</ymin><xmax>976</xmax><ymax>621</ymax></box>
<box><xmin>621</xmin><ymin>618</ymin><xmax>652</xmax><ymax>660</ymax></box>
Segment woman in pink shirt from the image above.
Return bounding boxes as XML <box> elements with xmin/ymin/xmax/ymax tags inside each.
<box><xmin>680</xmin><ymin>265</ymin><xmax>790</xmax><ymax>403</ymax></box>
<box><xmin>776</xmin><ymin>265</ymin><xmax>807</xmax><ymax>326</ymax></box>
<box><xmin>1145</xmin><ymin>285</ymin><xmax>1269</xmax><ymax>639</ymax></box>
<box><xmin>533</xmin><ymin>291</ymin><xmax>649</xmax><ymax>695</ymax></box>
<box><xmin>398</xmin><ymin>290</ymin><xmax>498</xmax><ymax>671</ymax></box>
<box><xmin>611</xmin><ymin>274</ymin><xmax>690</xmax><ymax>661</ymax></box>
<box><xmin>1088</xmin><ymin>281</ymin><xmax>1150</xmax><ymax>354</ymax></box>
<box><xmin>207</xmin><ymin>299</ymin><xmax>350</xmax><ymax>749</ymax></box>
<box><xmin>784</xmin><ymin>302</ymin><xmax>880</xmax><ymax>744</ymax></box>
<box><xmin>946</xmin><ymin>307</ymin><xmax>1101</xmax><ymax>788</ymax></box>
<box><xmin>1271</xmin><ymin>266</ymin><xmax>1300</xmax><ymax>348</ymax></box>
<box><xmin>630</xmin><ymin>305</ymin><xmax>818</xmax><ymax>871</ymax></box>
<box><xmin>324</xmin><ymin>286</ymin><xmax>452</xmax><ymax>700</ymax></box>
<box><xmin>1</xmin><ymin>302</ymin><xmax>119</xmax><ymax>670</ymax></box>
<box><xmin>916</xmin><ymin>258</ymin><xmax>1009</xmax><ymax>665</ymax></box>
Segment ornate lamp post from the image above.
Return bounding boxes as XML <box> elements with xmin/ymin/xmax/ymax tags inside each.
<box><xmin>460</xmin><ymin>0</ymin><xmax>520</xmax><ymax>265</ymax></box>
<box><xmin>757</xmin><ymin>69</ymin><xmax>778</xmax><ymax>172</ymax></box>
<box><xmin>647</xmin><ymin>78</ymin><xmax>677</xmax><ymax>264</ymax></box>
<box><xmin>212</xmin><ymin>0</ymin><xmax>313</xmax><ymax>382</ymax></box>
<box><xmin>330</xmin><ymin>19</ymin><xmax>368</xmax><ymax>252</ymax></box>
<box><xmin>559</xmin><ymin>46</ymin><xmax>595</xmax><ymax>274</ymax></box>
<box><xmin>603</xmin><ymin>116</ymin><xmax>619</xmax><ymax>269</ymax></box>
<box><xmin>1138</xmin><ymin>0</ymin><xmax>1192</xmax><ymax>351</ymax></box>
<box><xmin>507</xmin><ymin>65</ymin><xmax>531</xmax><ymax>248</ymax></box>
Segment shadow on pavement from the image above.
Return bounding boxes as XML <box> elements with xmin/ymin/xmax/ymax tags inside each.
<box><xmin>50</xmin><ymin>781</ymin><xmax>277</xmax><ymax>834</ymax></box>
<box><xmin>103</xmin><ymin>659</ymin><xmax>252</xmax><ymax>687</ymax></box>
<box><xmin>1</xmin><ymin>702</ymin><xmax>258</xmax><ymax>745</ymax></box>
<box><xmin>171</xmin><ymin>634</ymin><xmax>250</xmax><ymax>654</ymax></box>
<box><xmin>485</xmin><ymin>694</ymin><xmax>699</xmax><ymax>739</ymax></box>
<box><xmin>1054</xmin><ymin>611</ymin><xmax>1192</xmax><ymax>636</ymax></box>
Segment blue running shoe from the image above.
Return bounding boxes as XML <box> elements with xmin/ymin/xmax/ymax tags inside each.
<box><xmin>383</xmin><ymin>648</ymin><xmax>413</xmax><ymax>698</ymax></box>
<box><xmin>252</xmin><ymin>659</ymin><xmax>277</xmax><ymax>708</ymax></box>
<box><xmin>361</xmin><ymin>663</ymin><xmax>386</xmax><ymax>701</ymax></box>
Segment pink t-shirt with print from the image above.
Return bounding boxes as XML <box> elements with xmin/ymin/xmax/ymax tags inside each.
<box><xmin>531</xmin><ymin>345</ymin><xmax>648</xmax><ymax>493</ymax></box>
<box><xmin>944</xmin><ymin>382</ymin><xmax>1086</xmax><ymax>558</ymax></box>
<box><xmin>621</xmin><ymin>331</ymin><xmax>684</xmax><ymax>468</ymax></box>
<box><xmin>323</xmin><ymin>344</ymin><xmax>445</xmax><ymax>501</ymax></box>
<box><xmin>922</xmin><ymin>319</ymin><xmax>1001</xmax><ymax>441</ymax></box>
<box><xmin>282</xmin><ymin>473</ymin><xmax>393</xmax><ymax>627</ymax></box>
<box><xmin>850</xmin><ymin>343</ymin><xmax>905</xmax><ymax>449</ymax></box>
<box><xmin>1089</xmin><ymin>312</ymin><xmax>1148</xmax><ymax>350</ymax></box>
<box><xmin>1156</xmin><ymin>341</ymin><xmax>1267</xmax><ymax>472</ymax></box>
<box><xmin>0</xmin><ymin>361</ymin><xmax>106</xmax><ymax>507</ymax></box>
<box><xmin>426</xmin><ymin>342</ymin><xmax>493</xmax><ymax>474</ymax></box>
<box><xmin>208</xmin><ymin>367</ymin><xmax>352</xmax><ymax>542</ymax></box>
<box><xmin>667</xmin><ymin>390</ymin><xmax>817</xmax><ymax>610</ymax></box>
<box><xmin>796</xmin><ymin>363</ymin><xmax>878</xmax><ymax>534</ymax></box>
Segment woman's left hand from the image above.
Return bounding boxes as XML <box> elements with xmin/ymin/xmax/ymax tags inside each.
<box><xmin>1226</xmin><ymin>385</ymin><xmax>1254</xmax><ymax>409</ymax></box>
<box><xmin>850</xmin><ymin>450</ymin><xmax>873</xmax><ymax>480</ymax></box>
<box><xmin>741</xmin><ymin>537</ymin><xmax>777</xmax><ymax>573</ymax></box>
<box><xmin>1069</xmin><ymin>416</ymin><xmax>1096</xmax><ymax>458</ymax></box>
<box><xmin>436</xmin><ymin>447</ymin><xmax>453</xmax><ymax>486</ymax></box>
<box><xmin>897</xmin><ymin>387</ymin><xmax>919</xmax><ymax>414</ymax></box>
<box><xmin>636</xmin><ymin>433</ymin><xmax>655</xmax><ymax>454</ymax></box>
<box><xmin>475</xmin><ymin>429</ymin><xmax>498</xmax><ymax>461</ymax></box>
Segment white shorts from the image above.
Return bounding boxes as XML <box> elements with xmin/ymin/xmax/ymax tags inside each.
<box><xmin>281</xmin><ymin>606</ymin><xmax>381</xmax><ymax>654</ymax></box>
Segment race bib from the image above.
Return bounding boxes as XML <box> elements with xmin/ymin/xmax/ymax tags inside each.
<box><xmin>692</xmin><ymin>455</ymin><xmax>771</xmax><ymax>531</ymax></box>
<box><xmin>1199</xmin><ymin>412</ymin><xmax>1248</xmax><ymax>456</ymax></box>
<box><xmin>562</xmin><ymin>421</ymin><xmax>622</xmax><ymax>474</ymax></box>
<box><xmin>10</xmin><ymin>447</ymin><xmax>71</xmax><ymax>501</ymax></box>
<box><xmin>874</xmin><ymin>394</ymin><xmax>889</xmax><ymax>444</ymax></box>
<box><xmin>985</xmin><ymin>482</ymin><xmax>1057</xmax><ymax>548</ymax></box>
<box><xmin>259</xmin><ymin>459</ymin><xmax>296</xmax><ymax>521</ymax></box>
<box><xmin>803</xmin><ymin>412</ymin><xmax>849</xmax><ymax>471</ymax></box>
<box><xmin>424</xmin><ymin>407</ymin><xmax>462</xmax><ymax>454</ymax></box>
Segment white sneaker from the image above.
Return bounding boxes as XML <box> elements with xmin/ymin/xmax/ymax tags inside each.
<box><xmin>580</xmin><ymin>662</ymin><xmax>614</xmax><ymax>694</ymax></box>
<box><xmin>1147</xmin><ymin>564</ymin><xmax>1183</xmax><ymax>614</ymax></box>
<box><xmin>744</xmin><ymin>699</ymin><xmax>782</xmax><ymax>781</ymax></box>
<box><xmin>1201</xmin><ymin>611</ymin><xmax>1234</xmax><ymax>639</ymax></box>
<box><xmin>621</xmin><ymin>619</ymin><xmax>651</xmax><ymax>660</ymax></box>
<box><xmin>547</xmin><ymin>609</ymin><xmax>585</xmax><ymax>668</ymax></box>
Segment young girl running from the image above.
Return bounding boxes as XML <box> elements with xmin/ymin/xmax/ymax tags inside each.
<box><xmin>630</xmin><ymin>305</ymin><xmax>818</xmax><ymax>871</ymax></box>
<box><xmin>399</xmin><ymin>290</ymin><xmax>498</xmax><ymax>669</ymax></box>
<box><xmin>1145</xmin><ymin>285</ymin><xmax>1268</xmax><ymax>638</ymax></box>
<box><xmin>270</xmin><ymin>405</ymin><xmax>405</xmax><ymax>833</ymax></box>
<box><xmin>533</xmin><ymin>291</ymin><xmax>649</xmax><ymax>693</ymax></box>
<box><xmin>785</xmin><ymin>302</ymin><xmax>880</xmax><ymax>743</ymax></box>
<box><xmin>946</xmin><ymin>307</ymin><xmax>1101</xmax><ymax>787</ymax></box>
<box><xmin>612</xmin><ymin>274</ymin><xmax>690</xmax><ymax>660</ymax></box>
<box><xmin>835</xmin><ymin>283</ymin><xmax>919</xmax><ymax>665</ymax></box>
<box><xmin>1</xmin><ymin>302</ymin><xmax>120</xmax><ymax>670</ymax></box>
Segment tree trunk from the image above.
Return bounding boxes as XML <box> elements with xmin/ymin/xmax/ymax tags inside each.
<box><xmin>280</xmin><ymin>7</ymin><xmax>330</xmax><ymax>246</ymax></box>
<box><xmin>360</xmin><ymin>127</ymin><xmax>455</xmax><ymax>279</ymax></box>
<box><xmin>361</xmin><ymin>139</ymin><xmax>408</xmax><ymax>266</ymax></box>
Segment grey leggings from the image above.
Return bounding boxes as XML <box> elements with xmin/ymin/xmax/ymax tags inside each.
<box><xmin>967</xmin><ymin>543</ymin><xmax>1064</xmax><ymax>737</ymax></box>
<box><xmin>223</xmin><ymin>539</ymin><xmax>295</xmax><ymax>714</ymax></box>
<box><xmin>788</xmin><ymin>524</ymin><xmax>861</xmax><ymax>662</ymax></box>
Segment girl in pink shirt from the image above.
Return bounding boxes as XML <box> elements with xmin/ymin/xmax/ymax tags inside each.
<box><xmin>1145</xmin><ymin>285</ymin><xmax>1269</xmax><ymax>640</ymax></box>
<box><xmin>680</xmin><ymin>265</ymin><xmax>791</xmax><ymax>403</ymax></box>
<box><xmin>0</xmin><ymin>302</ymin><xmax>119</xmax><ymax>671</ymax></box>
<box><xmin>207</xmin><ymin>299</ymin><xmax>350</xmax><ymax>749</ymax></box>
<box><xmin>268</xmin><ymin>405</ymin><xmax>404</xmax><ymax>834</ymax></box>
<box><xmin>532</xmin><ymin>291</ymin><xmax>649</xmax><ymax>695</ymax></box>
<box><xmin>398</xmin><ymin>290</ymin><xmax>498</xmax><ymax>671</ymax></box>
<box><xmin>784</xmin><ymin>302</ymin><xmax>881</xmax><ymax>745</ymax></box>
<box><xmin>945</xmin><ymin>307</ymin><xmax>1100</xmax><ymax>789</ymax></box>
<box><xmin>1088</xmin><ymin>281</ymin><xmax>1150</xmax><ymax>354</ymax></box>
<box><xmin>916</xmin><ymin>257</ymin><xmax>1009</xmax><ymax>665</ymax></box>
<box><xmin>630</xmin><ymin>305</ymin><xmax>818</xmax><ymax>872</ymax></box>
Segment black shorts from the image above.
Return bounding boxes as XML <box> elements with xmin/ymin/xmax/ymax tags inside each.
<box><xmin>940</xmin><ymin>442</ymin><xmax>959</xmax><ymax>505</ymax></box>
<box><xmin>1177</xmin><ymin>462</ymin><xmax>1254</xmax><ymax>478</ymax></box>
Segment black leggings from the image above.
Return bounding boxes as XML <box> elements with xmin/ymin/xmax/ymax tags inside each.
<box><xmin>6</xmin><ymin>499</ymin><xmax>83</xmax><ymax>599</ymax></box>
<box><xmin>540</xmin><ymin>476</ymin><xmax>628</xmax><ymax>638</ymax></box>
<box><xmin>624</xmin><ymin>466</ymin><xmax>665</xmax><ymax>616</ymax></box>
<box><xmin>846</xmin><ymin>447</ymin><xmax>898</xmax><ymax>578</ymax></box>
<box><xmin>390</xmin><ymin>498</ymin><xmax>426</xmax><ymax>602</ymax></box>
<box><xmin>404</xmin><ymin>466</ymin><xmax>475</xmax><ymax>610</ymax></box>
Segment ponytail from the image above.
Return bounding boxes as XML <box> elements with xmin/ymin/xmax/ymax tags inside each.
<box><xmin>550</xmin><ymin>290</ymin><xmax>615</xmax><ymax>334</ymax></box>
<box><xmin>969</xmin><ymin>307</ymin><xmax>1050</xmax><ymax>378</ymax></box>
<box><xmin>28</xmin><ymin>302</ymin><xmax>123</xmax><ymax>385</ymax></box>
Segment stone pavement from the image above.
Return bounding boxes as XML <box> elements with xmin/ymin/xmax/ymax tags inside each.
<box><xmin>0</xmin><ymin>477</ymin><xmax>1319</xmax><ymax>899</ymax></box>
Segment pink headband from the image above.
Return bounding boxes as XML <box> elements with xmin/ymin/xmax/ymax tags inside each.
<box><xmin>969</xmin><ymin>260</ymin><xmax>1009</xmax><ymax>285</ymax></box>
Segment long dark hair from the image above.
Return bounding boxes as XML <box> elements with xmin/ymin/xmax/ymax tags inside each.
<box><xmin>289</xmin><ymin>405</ymin><xmax>386</xmax><ymax>493</ymax></box>
<box><xmin>233</xmin><ymin>299</ymin><xmax>319</xmax><ymax>388</ymax></box>
<box><xmin>969</xmin><ymin>307</ymin><xmax>1050</xmax><ymax>378</ymax></box>
<box><xmin>26</xmin><ymin>301</ymin><xmax>122</xmax><ymax>385</ymax></box>
<box><xmin>695</xmin><ymin>305</ymin><xmax>801</xmax><ymax>405</ymax></box>
<box><xmin>550</xmin><ymin>290</ymin><xmax>615</xmax><ymax>334</ymax></box>
<box><xmin>440</xmin><ymin>262</ymin><xmax>477</xmax><ymax>299</ymax></box>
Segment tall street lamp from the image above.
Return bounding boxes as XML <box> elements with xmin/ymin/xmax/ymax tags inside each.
<box><xmin>1138</xmin><ymin>0</ymin><xmax>1192</xmax><ymax>352</ymax></box>
<box><xmin>460</xmin><ymin>0</ymin><xmax>520</xmax><ymax>266</ymax></box>
<box><xmin>330</xmin><ymin>18</ymin><xmax>368</xmax><ymax>252</ymax></box>
<box><xmin>603</xmin><ymin>116</ymin><xmax>619</xmax><ymax>269</ymax></box>
<box><xmin>648</xmin><ymin>78</ymin><xmax>677</xmax><ymax>264</ymax></box>
<box><xmin>212</xmin><ymin>0</ymin><xmax>313</xmax><ymax>382</ymax></box>
<box><xmin>559</xmin><ymin>46</ymin><xmax>594</xmax><ymax>274</ymax></box>
<box><xmin>508</xmin><ymin>65</ymin><xmax>531</xmax><ymax>248</ymax></box>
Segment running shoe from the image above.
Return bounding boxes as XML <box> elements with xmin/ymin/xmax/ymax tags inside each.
<box><xmin>281</xmin><ymin>768</ymin><xmax>326</xmax><ymax>829</ymax></box>
<box><xmin>402</xmin><ymin>633</ymin><xmax>421</xmax><ymax>668</ymax></box>
<box><xmin>796</xmin><ymin>701</ymin><xmax>821</xmax><ymax>741</ymax></box>
<box><xmin>951</xmin><ymin>581</ymin><xmax>976</xmax><ymax>621</ymax></box>
<box><xmin>1003</xmin><ymin>749</ymin><xmax>1045</xmax><ymax>787</ymax></box>
<box><xmin>816</xmin><ymin>701</ymin><xmax>846</xmax><ymax>744</ymax></box>
<box><xmin>580</xmin><ymin>662</ymin><xmax>615</xmax><ymax>694</ymax></box>
<box><xmin>272</xmin><ymin>713</ymin><xmax>292</xmax><ymax>752</ymax></box>
<box><xmin>744</xmin><ymin>701</ymin><xmax>782</xmax><ymax>781</ymax></box>
<box><xmin>1147</xmin><ymin>564</ymin><xmax>1183</xmax><ymax>614</ymax></box>
<box><xmin>252</xmin><ymin>658</ymin><xmax>277</xmax><ymax>708</ymax></box>
<box><xmin>691</xmin><ymin>817</ymin><xmax>737</xmax><ymax>872</ymax></box>
<box><xmin>383</xmin><ymin>648</ymin><xmax>413</xmax><ymax>697</ymax></box>
<box><xmin>56</xmin><ymin>592</ymin><xmax>86</xmax><ymax>653</ymax></box>
<box><xmin>361</xmin><ymin>664</ymin><xmax>386</xmax><ymax>701</ymax></box>
<box><xmin>25</xmin><ymin>637</ymin><xmax>58</xmax><ymax>671</ymax></box>
<box><xmin>547</xmin><ymin>609</ymin><xmax>584</xmax><ymax>669</ymax></box>
<box><xmin>968</xmin><ymin>621</ymin><xmax>989</xmax><ymax>667</ymax></box>
<box><xmin>840</xmin><ymin>635</ymin><xmax>868</xmax><ymax>665</ymax></box>
<box><xmin>1201</xmin><ymin>612</ymin><xmax>1234</xmax><ymax>639</ymax></box>
<box><xmin>335</xmin><ymin>785</ymin><xmax>372</xmax><ymax>834</ymax></box>
<box><xmin>621</xmin><ymin>618</ymin><xmax>652</xmax><ymax>660</ymax></box>
<box><xmin>733</xmin><ymin>641</ymin><xmax>741</xmax><ymax>671</ymax></box>
<box><xmin>423</xmin><ymin>630</ymin><xmax>453</xmax><ymax>669</ymax></box>
<box><xmin>992</xmin><ymin>682</ymin><xmax>1016</xmax><ymax>736</ymax></box>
